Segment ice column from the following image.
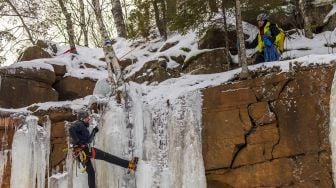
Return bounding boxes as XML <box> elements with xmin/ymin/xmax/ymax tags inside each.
<box><xmin>10</xmin><ymin>115</ymin><xmax>51</xmax><ymax>188</ymax></box>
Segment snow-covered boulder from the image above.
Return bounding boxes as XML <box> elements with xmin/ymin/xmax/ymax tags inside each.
<box><xmin>0</xmin><ymin>67</ymin><xmax>56</xmax><ymax>85</ymax></box>
<box><xmin>198</xmin><ymin>28</ymin><xmax>237</xmax><ymax>50</ymax></box>
<box><xmin>18</xmin><ymin>45</ymin><xmax>52</xmax><ymax>62</ymax></box>
<box><xmin>0</xmin><ymin>76</ymin><xmax>58</xmax><ymax>108</ymax></box>
<box><xmin>53</xmin><ymin>76</ymin><xmax>97</xmax><ymax>101</ymax></box>
<box><xmin>129</xmin><ymin>60</ymin><xmax>180</xmax><ymax>84</ymax></box>
<box><xmin>182</xmin><ymin>49</ymin><xmax>233</xmax><ymax>75</ymax></box>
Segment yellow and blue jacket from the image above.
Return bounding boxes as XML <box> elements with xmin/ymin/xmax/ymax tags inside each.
<box><xmin>247</xmin><ymin>21</ymin><xmax>285</xmax><ymax>53</ymax></box>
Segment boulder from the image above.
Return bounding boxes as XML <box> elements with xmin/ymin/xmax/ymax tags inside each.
<box><xmin>170</xmin><ymin>55</ymin><xmax>186</xmax><ymax>64</ymax></box>
<box><xmin>198</xmin><ymin>28</ymin><xmax>238</xmax><ymax>50</ymax></box>
<box><xmin>53</xmin><ymin>76</ymin><xmax>97</xmax><ymax>100</ymax></box>
<box><xmin>35</xmin><ymin>40</ymin><xmax>49</xmax><ymax>49</ymax></box>
<box><xmin>18</xmin><ymin>45</ymin><xmax>52</xmax><ymax>62</ymax></box>
<box><xmin>182</xmin><ymin>49</ymin><xmax>233</xmax><ymax>75</ymax></box>
<box><xmin>0</xmin><ymin>76</ymin><xmax>58</xmax><ymax>108</ymax></box>
<box><xmin>50</xmin><ymin>64</ymin><xmax>66</xmax><ymax>77</ymax></box>
<box><xmin>0</xmin><ymin>67</ymin><xmax>56</xmax><ymax>85</ymax></box>
<box><xmin>129</xmin><ymin>60</ymin><xmax>180</xmax><ymax>84</ymax></box>
<box><xmin>159</xmin><ymin>41</ymin><xmax>179</xmax><ymax>52</ymax></box>
<box><xmin>120</xmin><ymin>58</ymin><xmax>137</xmax><ymax>70</ymax></box>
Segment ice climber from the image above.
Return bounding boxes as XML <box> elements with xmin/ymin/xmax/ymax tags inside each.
<box><xmin>69</xmin><ymin>110</ymin><xmax>138</xmax><ymax>188</ymax></box>
<box><xmin>246</xmin><ymin>13</ymin><xmax>285</xmax><ymax>63</ymax></box>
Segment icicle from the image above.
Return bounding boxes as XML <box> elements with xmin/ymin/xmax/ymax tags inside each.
<box><xmin>10</xmin><ymin>115</ymin><xmax>51</xmax><ymax>188</ymax></box>
<box><xmin>330</xmin><ymin>70</ymin><xmax>336</xmax><ymax>184</ymax></box>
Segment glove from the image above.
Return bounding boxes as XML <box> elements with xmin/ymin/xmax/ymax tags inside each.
<box><xmin>93</xmin><ymin>126</ymin><xmax>99</xmax><ymax>133</ymax></box>
<box><xmin>263</xmin><ymin>35</ymin><xmax>272</xmax><ymax>47</ymax></box>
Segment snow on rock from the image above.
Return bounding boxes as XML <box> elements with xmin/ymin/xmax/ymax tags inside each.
<box><xmin>2</xmin><ymin>59</ymin><xmax>54</xmax><ymax>71</ymax></box>
<box><xmin>10</xmin><ymin>115</ymin><xmax>50</xmax><ymax>188</ymax></box>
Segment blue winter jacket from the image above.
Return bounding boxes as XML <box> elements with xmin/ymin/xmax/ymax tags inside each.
<box><xmin>69</xmin><ymin>120</ymin><xmax>96</xmax><ymax>145</ymax></box>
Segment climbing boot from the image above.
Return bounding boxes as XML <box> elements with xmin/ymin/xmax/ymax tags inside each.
<box><xmin>128</xmin><ymin>157</ymin><xmax>139</xmax><ymax>172</ymax></box>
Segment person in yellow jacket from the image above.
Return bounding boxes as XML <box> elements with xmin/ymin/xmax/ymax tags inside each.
<box><xmin>246</xmin><ymin>13</ymin><xmax>285</xmax><ymax>63</ymax></box>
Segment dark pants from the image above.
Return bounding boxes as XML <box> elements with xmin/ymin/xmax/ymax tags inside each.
<box><xmin>255</xmin><ymin>52</ymin><xmax>265</xmax><ymax>64</ymax></box>
<box><xmin>83</xmin><ymin>147</ymin><xmax>129</xmax><ymax>188</ymax></box>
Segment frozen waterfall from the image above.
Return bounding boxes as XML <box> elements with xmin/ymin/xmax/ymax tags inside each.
<box><xmin>10</xmin><ymin>115</ymin><xmax>51</xmax><ymax>188</ymax></box>
<box><xmin>14</xmin><ymin>83</ymin><xmax>206</xmax><ymax>188</ymax></box>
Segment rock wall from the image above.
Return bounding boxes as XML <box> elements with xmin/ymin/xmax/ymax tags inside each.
<box><xmin>202</xmin><ymin>65</ymin><xmax>335</xmax><ymax>187</ymax></box>
<box><xmin>0</xmin><ymin>114</ymin><xmax>24</xmax><ymax>188</ymax></box>
<box><xmin>0</xmin><ymin>108</ymin><xmax>77</xmax><ymax>187</ymax></box>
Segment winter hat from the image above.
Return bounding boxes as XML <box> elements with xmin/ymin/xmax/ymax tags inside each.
<box><xmin>77</xmin><ymin>110</ymin><xmax>89</xmax><ymax>121</ymax></box>
<box><xmin>257</xmin><ymin>13</ymin><xmax>269</xmax><ymax>21</ymax></box>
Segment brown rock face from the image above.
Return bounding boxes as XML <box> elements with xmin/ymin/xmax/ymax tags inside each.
<box><xmin>18</xmin><ymin>45</ymin><xmax>52</xmax><ymax>62</ymax></box>
<box><xmin>198</xmin><ymin>28</ymin><xmax>239</xmax><ymax>51</ymax></box>
<box><xmin>0</xmin><ymin>76</ymin><xmax>58</xmax><ymax>108</ymax></box>
<box><xmin>53</xmin><ymin>76</ymin><xmax>96</xmax><ymax>100</ymax></box>
<box><xmin>129</xmin><ymin>60</ymin><xmax>180</xmax><ymax>84</ymax></box>
<box><xmin>202</xmin><ymin>65</ymin><xmax>335</xmax><ymax>187</ymax></box>
<box><xmin>0</xmin><ymin>115</ymin><xmax>24</xmax><ymax>188</ymax></box>
<box><xmin>248</xmin><ymin>102</ymin><xmax>276</xmax><ymax>125</ymax></box>
<box><xmin>182</xmin><ymin>49</ymin><xmax>233</xmax><ymax>75</ymax></box>
<box><xmin>0</xmin><ymin>67</ymin><xmax>56</xmax><ymax>85</ymax></box>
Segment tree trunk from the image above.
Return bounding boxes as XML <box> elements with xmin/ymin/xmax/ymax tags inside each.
<box><xmin>111</xmin><ymin>0</ymin><xmax>127</xmax><ymax>38</ymax></box>
<box><xmin>92</xmin><ymin>0</ymin><xmax>122</xmax><ymax>89</ymax></box>
<box><xmin>208</xmin><ymin>0</ymin><xmax>218</xmax><ymax>12</ymax></box>
<box><xmin>57</xmin><ymin>0</ymin><xmax>78</xmax><ymax>54</ymax></box>
<box><xmin>152</xmin><ymin>0</ymin><xmax>167</xmax><ymax>40</ymax></box>
<box><xmin>298</xmin><ymin>0</ymin><xmax>313</xmax><ymax>39</ymax></box>
<box><xmin>78</xmin><ymin>0</ymin><xmax>89</xmax><ymax>47</ymax></box>
<box><xmin>4</xmin><ymin>0</ymin><xmax>34</xmax><ymax>44</ymax></box>
<box><xmin>166</xmin><ymin>0</ymin><xmax>176</xmax><ymax>22</ymax></box>
<box><xmin>221</xmin><ymin>0</ymin><xmax>230</xmax><ymax>70</ymax></box>
<box><xmin>159</xmin><ymin>0</ymin><xmax>167</xmax><ymax>39</ymax></box>
<box><xmin>235</xmin><ymin>0</ymin><xmax>249</xmax><ymax>79</ymax></box>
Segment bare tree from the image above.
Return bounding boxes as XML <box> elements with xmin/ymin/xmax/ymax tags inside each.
<box><xmin>152</xmin><ymin>0</ymin><xmax>167</xmax><ymax>40</ymax></box>
<box><xmin>166</xmin><ymin>0</ymin><xmax>176</xmax><ymax>22</ymax></box>
<box><xmin>111</xmin><ymin>0</ymin><xmax>127</xmax><ymax>38</ymax></box>
<box><xmin>221</xmin><ymin>0</ymin><xmax>230</xmax><ymax>70</ymax></box>
<box><xmin>235</xmin><ymin>0</ymin><xmax>249</xmax><ymax>79</ymax></box>
<box><xmin>57</xmin><ymin>0</ymin><xmax>78</xmax><ymax>53</ymax></box>
<box><xmin>4</xmin><ymin>0</ymin><xmax>34</xmax><ymax>44</ymax></box>
<box><xmin>208</xmin><ymin>0</ymin><xmax>217</xmax><ymax>12</ymax></box>
<box><xmin>92</xmin><ymin>0</ymin><xmax>122</xmax><ymax>89</ymax></box>
<box><xmin>298</xmin><ymin>0</ymin><xmax>313</xmax><ymax>39</ymax></box>
<box><xmin>78</xmin><ymin>0</ymin><xmax>89</xmax><ymax>46</ymax></box>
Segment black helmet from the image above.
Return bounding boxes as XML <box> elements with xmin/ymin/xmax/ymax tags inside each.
<box><xmin>257</xmin><ymin>13</ymin><xmax>269</xmax><ymax>21</ymax></box>
<box><xmin>77</xmin><ymin>110</ymin><xmax>89</xmax><ymax>121</ymax></box>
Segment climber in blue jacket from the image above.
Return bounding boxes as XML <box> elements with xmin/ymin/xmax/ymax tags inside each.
<box><xmin>69</xmin><ymin>110</ymin><xmax>138</xmax><ymax>188</ymax></box>
<box><xmin>246</xmin><ymin>13</ymin><xmax>285</xmax><ymax>63</ymax></box>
